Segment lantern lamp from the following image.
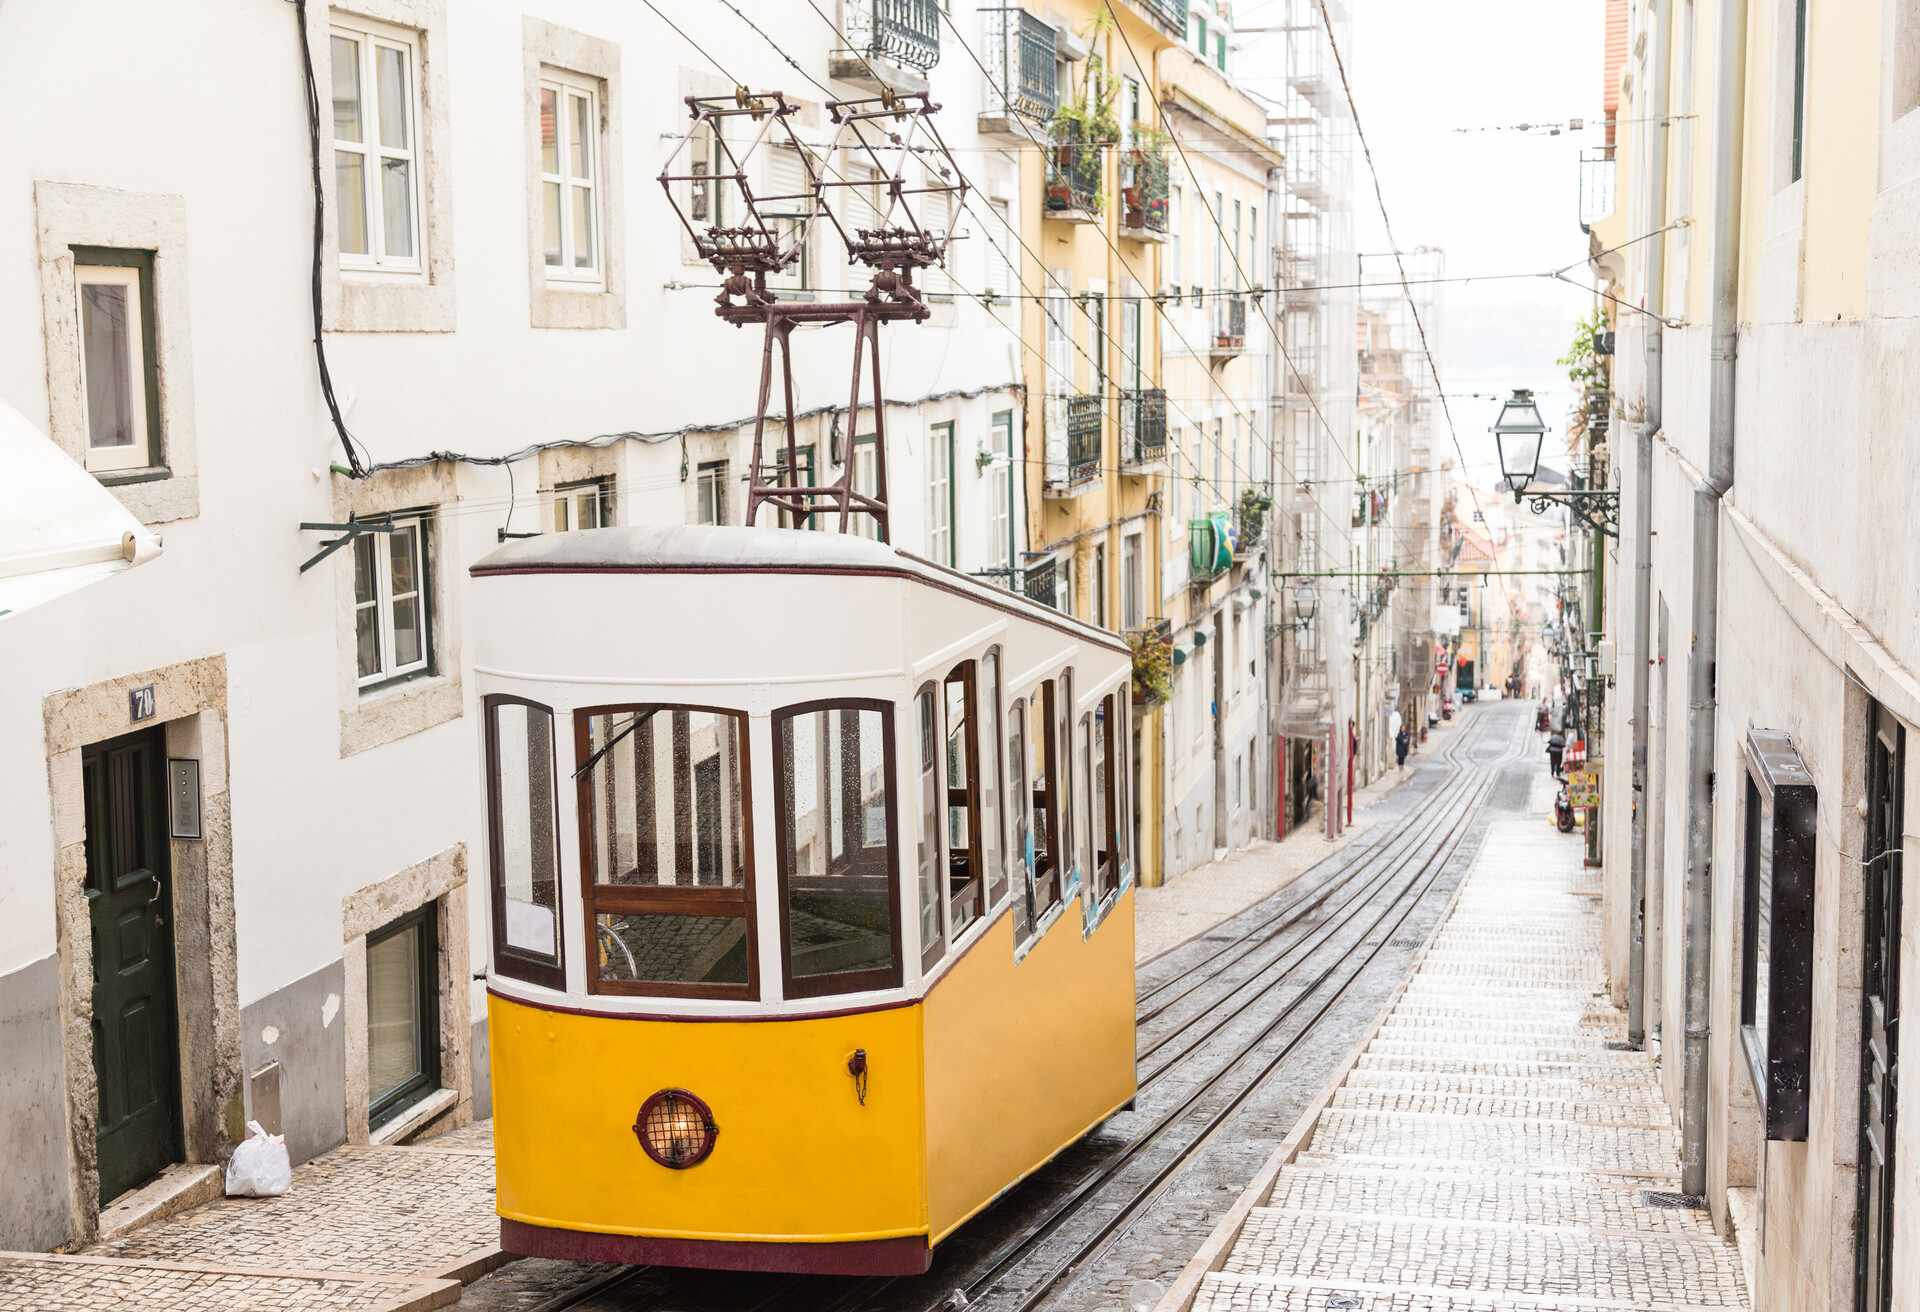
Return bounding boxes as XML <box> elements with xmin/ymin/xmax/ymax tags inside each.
<box><xmin>1492</xmin><ymin>389</ymin><xmax>1547</xmax><ymax>497</ymax></box>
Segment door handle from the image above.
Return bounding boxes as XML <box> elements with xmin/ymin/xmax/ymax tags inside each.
<box><xmin>146</xmin><ymin>878</ymin><xmax>166</xmax><ymax>928</ymax></box>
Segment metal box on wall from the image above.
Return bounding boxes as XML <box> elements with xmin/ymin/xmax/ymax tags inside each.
<box><xmin>1739</xmin><ymin>728</ymin><xmax>1817</xmax><ymax>1142</ymax></box>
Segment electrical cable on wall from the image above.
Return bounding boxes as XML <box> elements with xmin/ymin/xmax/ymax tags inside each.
<box><xmin>293</xmin><ymin>0</ymin><xmax>368</xmax><ymax>479</ymax></box>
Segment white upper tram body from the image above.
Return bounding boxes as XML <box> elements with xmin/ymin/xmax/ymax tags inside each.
<box><xmin>471</xmin><ymin>525</ymin><xmax>1135</xmax><ymax>1017</ymax></box>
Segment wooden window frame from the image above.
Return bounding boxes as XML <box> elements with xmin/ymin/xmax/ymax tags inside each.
<box><xmin>770</xmin><ymin>697</ymin><xmax>904</xmax><ymax>999</ymax></box>
<box><xmin>943</xmin><ymin>661</ymin><xmax>987</xmax><ymax>941</ymax></box>
<box><xmin>72</xmin><ymin>252</ymin><xmax>160</xmax><ymax>476</ymax></box>
<box><xmin>366</xmin><ymin>903</ymin><xmax>440</xmax><ymax>1130</ymax></box>
<box><xmin>573</xmin><ymin>702</ymin><xmax>758</xmax><ymax>1000</ymax></box>
<box><xmin>1094</xmin><ymin>692</ymin><xmax>1121</xmax><ymax>901</ymax></box>
<box><xmin>330</xmin><ymin>17</ymin><xmax>426</xmax><ymax>276</ymax></box>
<box><xmin>484</xmin><ymin>694</ymin><xmax>565</xmax><ymax>990</ymax></box>
<box><xmin>1057</xmin><ymin>668</ymin><xmax>1076</xmax><ymax>890</ymax></box>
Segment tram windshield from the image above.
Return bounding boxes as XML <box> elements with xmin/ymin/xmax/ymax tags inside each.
<box><xmin>576</xmin><ymin>706</ymin><xmax>755</xmax><ymax>996</ymax></box>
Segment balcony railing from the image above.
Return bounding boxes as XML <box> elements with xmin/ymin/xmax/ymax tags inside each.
<box><xmin>1120</xmin><ymin>388</ymin><xmax>1167</xmax><ymax>467</ymax></box>
<box><xmin>1045</xmin><ymin>122</ymin><xmax>1102</xmax><ymax>219</ymax></box>
<box><xmin>841</xmin><ymin>0</ymin><xmax>941</xmax><ymax>74</ymax></box>
<box><xmin>979</xmin><ymin>7</ymin><xmax>1057</xmax><ymax>124</ymax></box>
<box><xmin>1043</xmin><ymin>393</ymin><xmax>1102</xmax><ymax>493</ymax></box>
<box><xmin>1133</xmin><ymin>0</ymin><xmax>1189</xmax><ymax>36</ymax></box>
<box><xmin>1210</xmin><ymin>295</ymin><xmax>1247</xmax><ymax>356</ymax></box>
<box><xmin>1121</xmin><ymin>146</ymin><xmax>1169</xmax><ymax>239</ymax></box>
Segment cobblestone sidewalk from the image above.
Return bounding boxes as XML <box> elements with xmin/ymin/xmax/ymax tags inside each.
<box><xmin>0</xmin><ymin>1130</ymin><xmax>498</xmax><ymax>1311</ymax></box>
<box><xmin>1191</xmin><ymin>802</ymin><xmax>1752</xmax><ymax>1311</ymax></box>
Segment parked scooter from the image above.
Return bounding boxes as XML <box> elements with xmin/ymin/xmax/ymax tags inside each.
<box><xmin>1554</xmin><ymin>780</ymin><xmax>1577</xmax><ymax>833</ymax></box>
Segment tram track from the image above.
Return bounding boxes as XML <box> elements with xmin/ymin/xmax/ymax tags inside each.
<box><xmin>521</xmin><ymin>706</ymin><xmax>1530</xmax><ymax>1312</ymax></box>
<box><xmin>919</xmin><ymin>709</ymin><xmax>1529</xmax><ymax>1312</ymax></box>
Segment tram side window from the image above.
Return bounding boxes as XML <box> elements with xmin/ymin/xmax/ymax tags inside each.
<box><xmin>981</xmin><ymin>649</ymin><xmax>1007</xmax><ymax>910</ymax></box>
<box><xmin>485</xmin><ymin>696</ymin><xmax>564</xmax><ymax>988</ymax></box>
<box><xmin>1057</xmin><ymin>669</ymin><xmax>1076</xmax><ymax>889</ymax></box>
<box><xmin>1028</xmin><ymin>679</ymin><xmax>1064</xmax><ymax>920</ymax></box>
<box><xmin>1076</xmin><ymin>712</ymin><xmax>1095</xmax><ymax>898</ymax></box>
<box><xmin>1008</xmin><ymin>698</ymin><xmax>1032</xmax><ymax>942</ymax></box>
<box><xmin>773</xmin><ymin>700</ymin><xmax>902</xmax><ymax>997</ymax></box>
<box><xmin>1114</xmin><ymin>689</ymin><xmax>1132</xmax><ymax>876</ymax></box>
<box><xmin>944</xmin><ymin>663</ymin><xmax>985</xmax><ymax>943</ymax></box>
<box><xmin>917</xmin><ymin>686</ymin><xmax>945</xmax><ymax>970</ymax></box>
<box><xmin>576</xmin><ymin>705</ymin><xmax>755</xmax><ymax>997</ymax></box>
<box><xmin>1094</xmin><ymin>694</ymin><xmax>1120</xmax><ymax>901</ymax></box>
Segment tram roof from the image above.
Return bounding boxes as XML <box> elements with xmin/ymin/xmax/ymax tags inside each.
<box><xmin>472</xmin><ymin>524</ymin><xmax>1128</xmax><ymax>654</ymax></box>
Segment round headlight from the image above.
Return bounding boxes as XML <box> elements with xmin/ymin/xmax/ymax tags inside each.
<box><xmin>633</xmin><ymin>1088</ymin><xmax>717</xmax><ymax>1169</ymax></box>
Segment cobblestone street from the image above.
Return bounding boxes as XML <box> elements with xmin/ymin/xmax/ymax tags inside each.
<box><xmin>0</xmin><ymin>1133</ymin><xmax>496</xmax><ymax>1311</ymax></box>
<box><xmin>1187</xmin><ymin>783</ymin><xmax>1751</xmax><ymax>1311</ymax></box>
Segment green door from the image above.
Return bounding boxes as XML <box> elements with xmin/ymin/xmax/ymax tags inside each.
<box><xmin>83</xmin><ymin>727</ymin><xmax>183</xmax><ymax>1203</ymax></box>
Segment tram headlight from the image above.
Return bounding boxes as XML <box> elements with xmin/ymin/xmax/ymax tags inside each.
<box><xmin>633</xmin><ymin>1088</ymin><xmax>718</xmax><ymax>1169</ymax></box>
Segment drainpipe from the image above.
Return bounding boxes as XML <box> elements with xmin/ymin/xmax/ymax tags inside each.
<box><xmin>1627</xmin><ymin>0</ymin><xmax>1673</xmax><ymax>1049</ymax></box>
<box><xmin>1681</xmin><ymin>0</ymin><xmax>1747</xmax><ymax>1202</ymax></box>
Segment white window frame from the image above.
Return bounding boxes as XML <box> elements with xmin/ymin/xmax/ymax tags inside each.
<box><xmin>552</xmin><ymin>477</ymin><xmax>613</xmax><ymax>532</ymax></box>
<box><xmin>354</xmin><ymin>514</ymin><xmax>431</xmax><ymax>688</ymax></box>
<box><xmin>985</xmin><ymin>197</ymin><xmax>1014</xmax><ymax>307</ymax></box>
<box><xmin>538</xmin><ymin>69</ymin><xmax>602</xmax><ymax>285</ymax></box>
<box><xmin>331</xmin><ymin>17</ymin><xmax>426</xmax><ymax>277</ymax></box>
<box><xmin>765</xmin><ymin>143</ymin><xmax>813</xmax><ymax>295</ymax></box>
<box><xmin>73</xmin><ymin>263</ymin><xmax>151</xmax><ymax>474</ymax></box>
<box><xmin>696</xmin><ymin>460</ymin><xmax>729</xmax><ymax>526</ymax></box>
<box><xmin>1122</xmin><ymin>532</ymin><xmax>1142</xmax><ymax>629</ymax></box>
<box><xmin>987</xmin><ymin>410</ymin><xmax>1013</xmax><ymax>575</ymax></box>
<box><xmin>928</xmin><ymin>421</ymin><xmax>954</xmax><ymax>566</ymax></box>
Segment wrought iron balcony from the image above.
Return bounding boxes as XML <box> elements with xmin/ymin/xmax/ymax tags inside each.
<box><xmin>1131</xmin><ymin>0</ymin><xmax>1189</xmax><ymax>37</ymax></box>
<box><xmin>1210</xmin><ymin>295</ymin><xmax>1248</xmax><ymax>358</ymax></box>
<box><xmin>979</xmin><ymin>7</ymin><xmax>1057</xmax><ymax>127</ymax></box>
<box><xmin>1043</xmin><ymin>393</ymin><xmax>1103</xmax><ymax>494</ymax></box>
<box><xmin>1044</xmin><ymin>121</ymin><xmax>1103</xmax><ymax>221</ymax></box>
<box><xmin>1120</xmin><ymin>388</ymin><xmax>1167</xmax><ymax>469</ymax></box>
<box><xmin>1120</xmin><ymin>145</ymin><xmax>1169</xmax><ymax>242</ymax></box>
<box><xmin>835</xmin><ymin>0</ymin><xmax>941</xmax><ymax>90</ymax></box>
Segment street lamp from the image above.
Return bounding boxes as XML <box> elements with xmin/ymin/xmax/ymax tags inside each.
<box><xmin>1491</xmin><ymin>387</ymin><xmax>1620</xmax><ymax>538</ymax></box>
<box><xmin>1291</xmin><ymin>578</ymin><xmax>1318</xmax><ymax>632</ymax></box>
<box><xmin>1492</xmin><ymin>388</ymin><xmax>1546</xmax><ymax>496</ymax></box>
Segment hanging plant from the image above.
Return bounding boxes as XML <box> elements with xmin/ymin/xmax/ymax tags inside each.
<box><xmin>1129</xmin><ymin>627</ymin><xmax>1173</xmax><ymax>708</ymax></box>
<box><xmin>1237</xmin><ymin>488</ymin><xmax>1272</xmax><ymax>544</ymax></box>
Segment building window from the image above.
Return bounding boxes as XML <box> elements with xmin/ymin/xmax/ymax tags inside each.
<box><xmin>985</xmin><ymin>198</ymin><xmax>1015</xmax><ymax>305</ymax></box>
<box><xmin>1215</xmin><ymin>31</ymin><xmax>1227</xmax><ymax>71</ymax></box>
<box><xmin>552</xmin><ymin>478</ymin><xmax>613</xmax><ymax>532</ymax></box>
<box><xmin>1093</xmin><ymin>542</ymin><xmax>1108</xmax><ymax>628</ymax></box>
<box><xmin>484</xmin><ymin>696</ymin><xmax>563</xmax><ymax>989</ymax></box>
<box><xmin>696</xmin><ymin>459</ymin><xmax>729</xmax><ymax>525</ymax></box>
<box><xmin>765</xmin><ymin>145</ymin><xmax>813</xmax><ymax>295</ymax></box>
<box><xmin>1122</xmin><ymin>533</ymin><xmax>1142</xmax><ymax>628</ymax></box>
<box><xmin>73</xmin><ymin>254</ymin><xmax>159</xmax><ymax>475</ymax></box>
<box><xmin>929</xmin><ymin>421</ymin><xmax>955</xmax><ymax>565</ymax></box>
<box><xmin>366</xmin><ymin>905</ymin><xmax>439</xmax><ymax>1129</ymax></box>
<box><xmin>353</xmin><ymin>513</ymin><xmax>432</xmax><ymax>688</ymax></box>
<box><xmin>331</xmin><ymin>18</ymin><xmax>424</xmax><ymax>273</ymax></box>
<box><xmin>988</xmin><ymin>410</ymin><xmax>1014</xmax><ymax>578</ymax></box>
<box><xmin>539</xmin><ymin>71</ymin><xmax>601</xmax><ymax>282</ymax></box>
<box><xmin>851</xmin><ymin>436</ymin><xmax>881</xmax><ymax>540</ymax></box>
<box><xmin>1169</xmin><ymin>185</ymin><xmax>1183</xmax><ymax>293</ymax></box>
<box><xmin>772</xmin><ymin>699</ymin><xmax>902</xmax><ymax>998</ymax></box>
<box><xmin>575</xmin><ymin>705</ymin><xmax>755</xmax><ymax>997</ymax></box>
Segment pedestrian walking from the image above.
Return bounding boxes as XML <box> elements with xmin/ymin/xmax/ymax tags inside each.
<box><xmin>1547</xmin><ymin>729</ymin><xmax>1566</xmax><ymax>779</ymax></box>
<box><xmin>1394</xmin><ymin>726</ymin><xmax>1410</xmax><ymax>770</ymax></box>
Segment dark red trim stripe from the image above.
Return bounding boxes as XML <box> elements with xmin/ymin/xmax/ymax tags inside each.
<box><xmin>501</xmin><ymin>1218</ymin><xmax>931</xmax><ymax>1276</ymax></box>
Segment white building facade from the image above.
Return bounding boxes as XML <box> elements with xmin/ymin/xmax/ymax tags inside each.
<box><xmin>0</xmin><ymin>0</ymin><xmax>1028</xmax><ymax>1250</ymax></box>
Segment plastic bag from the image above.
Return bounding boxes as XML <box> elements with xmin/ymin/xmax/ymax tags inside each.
<box><xmin>224</xmin><ymin>1120</ymin><xmax>292</xmax><ymax>1198</ymax></box>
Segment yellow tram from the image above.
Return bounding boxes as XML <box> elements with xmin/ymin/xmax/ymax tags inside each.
<box><xmin>470</xmin><ymin>525</ymin><xmax>1137</xmax><ymax>1274</ymax></box>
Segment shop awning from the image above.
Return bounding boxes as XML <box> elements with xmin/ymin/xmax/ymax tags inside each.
<box><xmin>0</xmin><ymin>397</ymin><xmax>162</xmax><ymax>620</ymax></box>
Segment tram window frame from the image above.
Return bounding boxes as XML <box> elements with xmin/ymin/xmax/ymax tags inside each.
<box><xmin>1057</xmin><ymin>669</ymin><xmax>1076</xmax><ymax>892</ymax></box>
<box><xmin>981</xmin><ymin>648</ymin><xmax>1008</xmax><ymax>911</ymax></box>
<box><xmin>572</xmin><ymin>702</ymin><xmax>758</xmax><ymax>1000</ymax></box>
<box><xmin>943</xmin><ymin>661</ymin><xmax>987</xmax><ymax>944</ymax></box>
<box><xmin>771</xmin><ymin>697</ymin><xmax>904</xmax><ymax>999</ymax></box>
<box><xmin>1093</xmin><ymin>693</ymin><xmax>1120</xmax><ymax>901</ymax></box>
<box><xmin>483</xmin><ymin>694</ymin><xmax>565</xmax><ymax>990</ymax></box>
<box><xmin>1076</xmin><ymin>711</ymin><xmax>1095</xmax><ymax>899</ymax></box>
<box><xmin>917</xmin><ymin>684</ymin><xmax>946</xmax><ymax>971</ymax></box>
<box><xmin>1008</xmin><ymin>697</ymin><xmax>1033</xmax><ymax>942</ymax></box>
<box><xmin>1029</xmin><ymin>679</ymin><xmax>1065</xmax><ymax>918</ymax></box>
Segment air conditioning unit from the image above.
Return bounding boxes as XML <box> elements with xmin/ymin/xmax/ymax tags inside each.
<box><xmin>1596</xmin><ymin>639</ymin><xmax>1616</xmax><ymax>677</ymax></box>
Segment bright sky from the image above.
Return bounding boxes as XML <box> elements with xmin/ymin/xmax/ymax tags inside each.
<box><xmin>1285</xmin><ymin>0</ymin><xmax>1606</xmax><ymax>481</ymax></box>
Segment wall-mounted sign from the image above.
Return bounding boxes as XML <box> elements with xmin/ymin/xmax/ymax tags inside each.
<box><xmin>1567</xmin><ymin>768</ymin><xmax>1601</xmax><ymax>808</ymax></box>
<box><xmin>168</xmin><ymin>758</ymin><xmax>202</xmax><ymax>839</ymax></box>
<box><xmin>129</xmin><ymin>684</ymin><xmax>156</xmax><ymax>722</ymax></box>
<box><xmin>1740</xmin><ymin>728</ymin><xmax>1816</xmax><ymax>1142</ymax></box>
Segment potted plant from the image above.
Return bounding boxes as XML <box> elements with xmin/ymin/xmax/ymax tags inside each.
<box><xmin>1129</xmin><ymin>626</ymin><xmax>1173</xmax><ymax>708</ymax></box>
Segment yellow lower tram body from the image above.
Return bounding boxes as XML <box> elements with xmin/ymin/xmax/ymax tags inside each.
<box><xmin>491</xmin><ymin>898</ymin><xmax>1135</xmax><ymax>1275</ymax></box>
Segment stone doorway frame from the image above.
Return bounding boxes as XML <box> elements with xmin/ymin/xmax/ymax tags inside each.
<box><xmin>43</xmin><ymin>654</ymin><xmax>241</xmax><ymax>1243</ymax></box>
